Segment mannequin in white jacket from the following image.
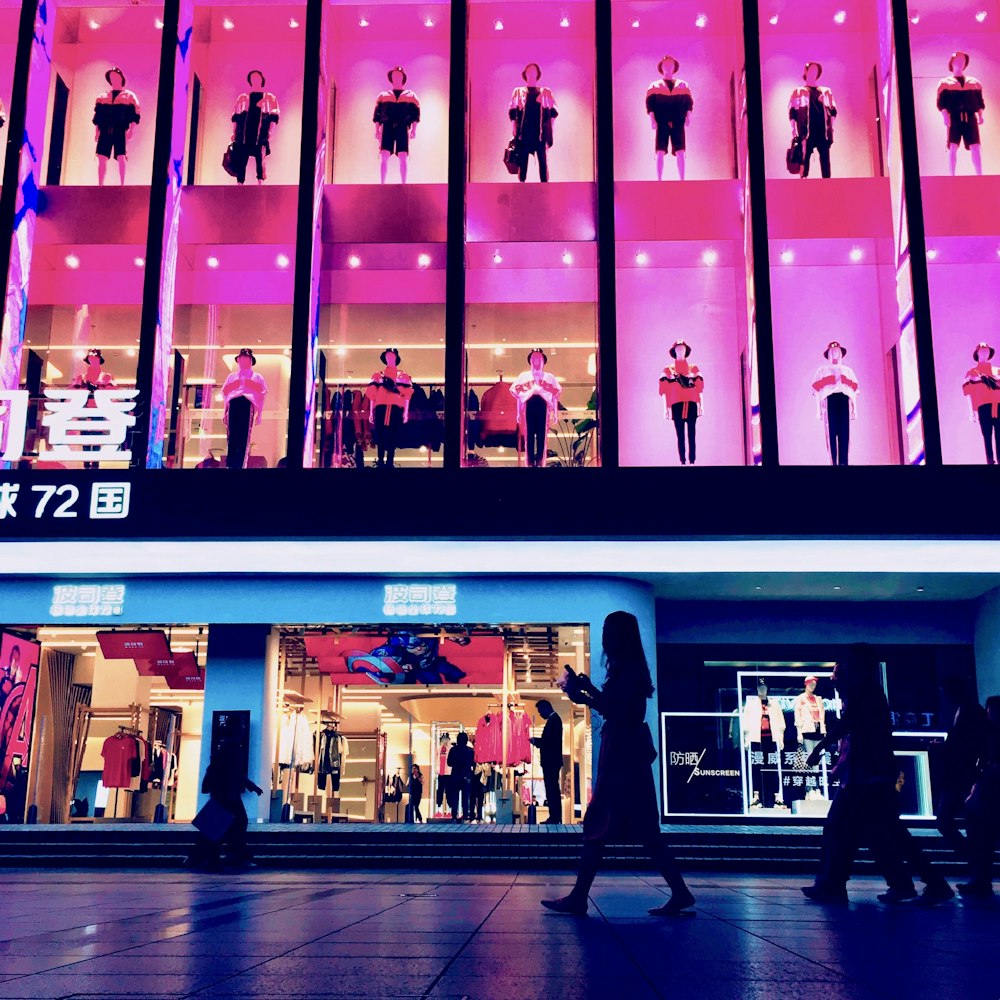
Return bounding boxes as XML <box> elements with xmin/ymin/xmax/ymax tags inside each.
<box><xmin>743</xmin><ymin>681</ymin><xmax>786</xmax><ymax>808</ymax></box>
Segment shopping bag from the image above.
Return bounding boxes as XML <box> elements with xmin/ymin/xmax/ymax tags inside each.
<box><xmin>192</xmin><ymin>799</ymin><xmax>235</xmax><ymax>843</ymax></box>
<box><xmin>503</xmin><ymin>139</ymin><xmax>521</xmax><ymax>175</ymax></box>
<box><xmin>785</xmin><ymin>139</ymin><xmax>804</xmax><ymax>174</ymax></box>
<box><xmin>222</xmin><ymin>143</ymin><xmax>237</xmax><ymax>178</ymax></box>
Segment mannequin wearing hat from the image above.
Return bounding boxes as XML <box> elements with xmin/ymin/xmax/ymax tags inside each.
<box><xmin>811</xmin><ymin>342</ymin><xmax>858</xmax><ymax>466</ymax></box>
<box><xmin>71</xmin><ymin>349</ymin><xmax>116</xmax><ymax>468</ymax></box>
<box><xmin>365</xmin><ymin>349</ymin><xmax>413</xmax><ymax>468</ymax></box>
<box><xmin>937</xmin><ymin>52</ymin><xmax>985</xmax><ymax>176</ymax></box>
<box><xmin>510</xmin><ymin>350</ymin><xmax>562</xmax><ymax>468</ymax></box>
<box><xmin>645</xmin><ymin>57</ymin><xmax>694</xmax><ymax>181</ymax></box>
<box><xmin>93</xmin><ymin>68</ymin><xmax>141</xmax><ymax>186</ymax></box>
<box><xmin>788</xmin><ymin>61</ymin><xmax>837</xmax><ymax>179</ymax></box>
<box><xmin>231</xmin><ymin>71</ymin><xmax>281</xmax><ymax>185</ymax></box>
<box><xmin>374</xmin><ymin>67</ymin><xmax>421</xmax><ymax>184</ymax></box>
<box><xmin>222</xmin><ymin>349</ymin><xmax>268</xmax><ymax>469</ymax></box>
<box><xmin>658</xmin><ymin>340</ymin><xmax>704</xmax><ymax>465</ymax></box>
<box><xmin>794</xmin><ymin>676</ymin><xmax>827</xmax><ymax>747</ymax></box>
<box><xmin>509</xmin><ymin>64</ymin><xmax>558</xmax><ymax>183</ymax></box>
<box><xmin>963</xmin><ymin>343</ymin><xmax>1000</xmax><ymax>464</ymax></box>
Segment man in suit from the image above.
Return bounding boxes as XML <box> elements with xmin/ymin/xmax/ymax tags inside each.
<box><xmin>531</xmin><ymin>700</ymin><xmax>564</xmax><ymax>824</ymax></box>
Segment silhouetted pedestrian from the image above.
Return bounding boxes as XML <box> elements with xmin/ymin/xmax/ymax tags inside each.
<box><xmin>542</xmin><ymin>611</ymin><xmax>694</xmax><ymax>916</ymax></box>
<box><xmin>530</xmin><ymin>699</ymin><xmax>563</xmax><ymax>824</ymax></box>
<box><xmin>802</xmin><ymin>646</ymin><xmax>952</xmax><ymax>904</ymax></box>
<box><xmin>409</xmin><ymin>764</ymin><xmax>424</xmax><ymax>823</ymax></box>
<box><xmin>959</xmin><ymin>695</ymin><xmax>1000</xmax><ymax>897</ymax></box>
<box><xmin>447</xmin><ymin>732</ymin><xmax>474</xmax><ymax>822</ymax></box>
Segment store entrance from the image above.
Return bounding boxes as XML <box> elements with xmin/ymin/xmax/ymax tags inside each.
<box><xmin>273</xmin><ymin>623</ymin><xmax>591</xmax><ymax>826</ymax></box>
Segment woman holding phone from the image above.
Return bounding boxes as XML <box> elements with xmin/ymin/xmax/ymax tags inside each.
<box><xmin>542</xmin><ymin>611</ymin><xmax>695</xmax><ymax>916</ymax></box>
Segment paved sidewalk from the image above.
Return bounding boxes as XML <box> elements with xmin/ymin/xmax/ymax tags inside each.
<box><xmin>0</xmin><ymin>869</ymin><xmax>997</xmax><ymax>999</ymax></box>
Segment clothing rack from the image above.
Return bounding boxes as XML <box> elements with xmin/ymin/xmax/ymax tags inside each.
<box><xmin>69</xmin><ymin>703</ymin><xmax>142</xmax><ymax>821</ymax></box>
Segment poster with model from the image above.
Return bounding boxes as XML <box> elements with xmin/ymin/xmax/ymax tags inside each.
<box><xmin>0</xmin><ymin>633</ymin><xmax>41</xmax><ymax>824</ymax></box>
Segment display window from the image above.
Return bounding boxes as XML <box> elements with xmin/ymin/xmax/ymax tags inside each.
<box><xmin>613</xmin><ymin>1</ymin><xmax>755</xmax><ymax>467</ymax></box>
<box><xmin>1</xmin><ymin>624</ymin><xmax>207</xmax><ymax>825</ymax></box>
<box><xmin>273</xmin><ymin>623</ymin><xmax>591</xmax><ymax>824</ymax></box>
<box><xmin>912</xmin><ymin>3</ymin><xmax>1000</xmax><ymax>464</ymax></box>
<box><xmin>0</xmin><ymin>3</ymin><xmax>17</xmax><ymax>185</ymax></box>
<box><xmin>463</xmin><ymin>252</ymin><xmax>599</xmax><ymax>467</ymax></box>
<box><xmin>760</xmin><ymin>0</ymin><xmax>914</xmax><ymax>466</ymax></box>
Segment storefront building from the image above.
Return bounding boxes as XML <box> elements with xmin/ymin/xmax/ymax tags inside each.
<box><xmin>2</xmin><ymin>0</ymin><xmax>1000</xmax><ymax>837</ymax></box>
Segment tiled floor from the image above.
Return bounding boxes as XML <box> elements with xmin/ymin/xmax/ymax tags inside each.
<box><xmin>0</xmin><ymin>869</ymin><xmax>996</xmax><ymax>999</ymax></box>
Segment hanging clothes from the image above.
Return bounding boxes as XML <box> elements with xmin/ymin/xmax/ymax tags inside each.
<box><xmin>478</xmin><ymin>378</ymin><xmax>519</xmax><ymax>447</ymax></box>
<box><xmin>474</xmin><ymin>714</ymin><xmax>502</xmax><ymax>764</ymax></box>
<box><xmin>100</xmin><ymin>732</ymin><xmax>139</xmax><ymax>789</ymax></box>
<box><xmin>318</xmin><ymin>727</ymin><xmax>345</xmax><ymax>792</ymax></box>
<box><xmin>278</xmin><ymin>711</ymin><xmax>313</xmax><ymax>767</ymax></box>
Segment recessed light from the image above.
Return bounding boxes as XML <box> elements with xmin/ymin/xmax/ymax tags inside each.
<box><xmin>348</xmin><ymin>254</ymin><xmax>362</xmax><ymax>268</ymax></box>
<box><xmin>359</xmin><ymin>17</ymin><xmax>369</xmax><ymax>27</ymax></box>
<box><xmin>492</xmin><ymin>249</ymin><xmax>503</xmax><ymax>264</ymax></box>
<box><xmin>127</xmin><ymin>348</ymin><xmax>136</xmax><ymax>358</ymax></box>
<box><xmin>276</xmin><ymin>253</ymin><xmax>290</xmax><ymax>269</ymax></box>
<box><xmin>780</xmin><ymin>249</ymin><xmax>794</xmax><ymax>264</ymax></box>
<box><xmin>133</xmin><ymin>256</ymin><xmax>145</xmax><ymax>268</ymax></box>
<box><xmin>833</xmin><ymin>9</ymin><xmax>847</xmax><ymax>23</ymax></box>
<box><xmin>916</xmin><ymin>586</ymin><xmax>925</xmax><ymax>592</ymax></box>
<box><xmin>494</xmin><ymin>347</ymin><xmax>504</xmax><ymax>356</ymax></box>
<box><xmin>494</xmin><ymin>18</ymin><xmax>504</xmax><ymax>30</ymax></box>
<box><xmin>631</xmin><ymin>17</ymin><xmax>640</xmax><ymax>28</ymax></box>
<box><xmin>560</xmin><ymin>16</ymin><xmax>570</xmax><ymax>27</ymax></box>
<box><xmin>702</xmin><ymin>248</ymin><xmax>719</xmax><ymax>266</ymax></box>
<box><xmin>833</xmin><ymin>585</ymin><xmax>842</xmax><ymax>591</ymax></box>
<box><xmin>768</xmin><ymin>13</ymin><xmax>779</xmax><ymax>25</ymax></box>
<box><xmin>562</xmin><ymin>250</ymin><xmax>573</xmax><ymax>265</ymax></box>
<box><xmin>336</xmin><ymin>346</ymin><xmax>347</xmax><ymax>356</ymax></box>
<box><xmin>635</xmin><ymin>250</ymin><xmax>649</xmax><ymax>265</ymax></box>
<box><xmin>424</xmin><ymin>17</ymin><xmax>435</xmax><ymax>27</ymax></box>
<box><xmin>417</xmin><ymin>252</ymin><xmax>431</xmax><ymax>268</ymax></box>
<box><xmin>695</xmin><ymin>13</ymin><xmax>708</xmax><ymax>28</ymax></box>
<box><xmin>206</xmin><ymin>255</ymin><xmax>220</xmax><ymax>268</ymax></box>
<box><xmin>154</xmin><ymin>17</ymin><xmax>164</xmax><ymax>30</ymax></box>
<box><xmin>849</xmin><ymin>246</ymin><xmax>864</xmax><ymax>263</ymax></box>
<box><xmin>976</xmin><ymin>9</ymin><xmax>988</xmax><ymax>23</ymax></box>
<box><xmin>88</xmin><ymin>18</ymin><xmax>101</xmax><ymax>30</ymax></box>
<box><xmin>289</xmin><ymin>17</ymin><xmax>300</xmax><ymax>28</ymax></box>
<box><xmin>909</xmin><ymin>12</ymin><xmax>920</xmax><ymax>24</ymax></box>
<box><xmin>755</xmin><ymin>586</ymin><xmax>763</xmax><ymax>591</ymax></box>
<box><xmin>222</xmin><ymin>16</ymin><xmax>235</xmax><ymax>30</ymax></box>
<box><xmin>65</xmin><ymin>254</ymin><xmax>80</xmax><ymax>269</ymax></box>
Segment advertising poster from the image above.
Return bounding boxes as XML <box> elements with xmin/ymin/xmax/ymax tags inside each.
<box><xmin>0</xmin><ymin>632</ymin><xmax>41</xmax><ymax>824</ymax></box>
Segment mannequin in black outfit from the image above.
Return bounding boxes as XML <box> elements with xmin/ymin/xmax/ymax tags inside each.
<box><xmin>510</xmin><ymin>63</ymin><xmax>558</xmax><ymax>182</ymax></box>
<box><xmin>530</xmin><ymin>700</ymin><xmax>563</xmax><ymax>824</ymax></box>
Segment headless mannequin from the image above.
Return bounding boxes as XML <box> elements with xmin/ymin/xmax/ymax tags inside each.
<box><xmin>744</xmin><ymin>682</ymin><xmax>784</xmax><ymax>809</ymax></box>
<box><xmin>646</xmin><ymin>57</ymin><xmax>693</xmax><ymax>181</ymax></box>
<box><xmin>222</xmin><ymin>350</ymin><xmax>267</xmax><ymax>469</ymax></box>
<box><xmin>938</xmin><ymin>52</ymin><xmax>985</xmax><ymax>176</ymax></box>
<box><xmin>94</xmin><ymin>69</ymin><xmax>138</xmax><ymax>186</ymax></box>
<box><xmin>376</xmin><ymin>69</ymin><xmax>419</xmax><ymax>185</ymax></box>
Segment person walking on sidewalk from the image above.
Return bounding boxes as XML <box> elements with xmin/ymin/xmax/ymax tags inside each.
<box><xmin>802</xmin><ymin>646</ymin><xmax>953</xmax><ymax>905</ymax></box>
<box><xmin>542</xmin><ymin>611</ymin><xmax>695</xmax><ymax>917</ymax></box>
<box><xmin>959</xmin><ymin>695</ymin><xmax>1000</xmax><ymax>898</ymax></box>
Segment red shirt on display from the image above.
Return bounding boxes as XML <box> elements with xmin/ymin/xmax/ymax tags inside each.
<box><xmin>101</xmin><ymin>733</ymin><xmax>139</xmax><ymax>788</ymax></box>
<box><xmin>963</xmin><ymin>362</ymin><xmax>1000</xmax><ymax>416</ymax></box>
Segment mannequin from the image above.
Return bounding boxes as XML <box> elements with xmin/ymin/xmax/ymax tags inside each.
<box><xmin>231</xmin><ymin>71</ymin><xmax>280</xmax><ymax>185</ymax></box>
<box><xmin>0</xmin><ymin>97</ymin><xmax>6</xmax><ymax>130</ymax></box>
<box><xmin>93</xmin><ymin>68</ymin><xmax>140</xmax><ymax>186</ymax></box>
<box><xmin>793</xmin><ymin>676</ymin><xmax>827</xmax><ymax>747</ymax></box>
<box><xmin>509</xmin><ymin>63</ymin><xmax>558</xmax><ymax>183</ymax></box>
<box><xmin>222</xmin><ymin>348</ymin><xmax>268</xmax><ymax>469</ymax></box>
<box><xmin>365</xmin><ymin>348</ymin><xmax>413</xmax><ymax>468</ymax></box>
<box><xmin>510</xmin><ymin>349</ymin><xmax>562</xmax><ymax>468</ymax></box>
<box><xmin>937</xmin><ymin>52</ymin><xmax>985</xmax><ymax>176</ymax></box>
<box><xmin>742</xmin><ymin>681</ymin><xmax>786</xmax><ymax>809</ymax></box>
<box><xmin>72</xmin><ymin>348</ymin><xmax>115</xmax><ymax>468</ymax></box>
<box><xmin>645</xmin><ymin>56</ymin><xmax>694</xmax><ymax>181</ymax></box>
<box><xmin>374</xmin><ymin>67</ymin><xmax>420</xmax><ymax>184</ymax></box>
<box><xmin>963</xmin><ymin>342</ymin><xmax>1000</xmax><ymax>464</ymax></box>
<box><xmin>811</xmin><ymin>341</ymin><xmax>858</xmax><ymax>466</ymax></box>
<box><xmin>658</xmin><ymin>339</ymin><xmax>704</xmax><ymax>465</ymax></box>
<box><xmin>789</xmin><ymin>61</ymin><xmax>837</xmax><ymax>179</ymax></box>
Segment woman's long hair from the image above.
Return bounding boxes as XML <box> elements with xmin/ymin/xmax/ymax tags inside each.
<box><xmin>601</xmin><ymin>611</ymin><xmax>653</xmax><ymax>699</ymax></box>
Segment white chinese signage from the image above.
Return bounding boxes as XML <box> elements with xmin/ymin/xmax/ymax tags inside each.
<box><xmin>0</xmin><ymin>388</ymin><xmax>138</xmax><ymax>464</ymax></box>
<box><xmin>383</xmin><ymin>583</ymin><xmax>458</xmax><ymax>617</ymax></box>
<box><xmin>0</xmin><ymin>482</ymin><xmax>132</xmax><ymax>521</ymax></box>
<box><xmin>50</xmin><ymin>583</ymin><xmax>126</xmax><ymax>618</ymax></box>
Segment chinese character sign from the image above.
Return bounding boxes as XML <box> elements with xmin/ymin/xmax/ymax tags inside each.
<box><xmin>0</xmin><ymin>391</ymin><xmax>28</xmax><ymax>463</ymax></box>
<box><xmin>383</xmin><ymin>583</ymin><xmax>458</xmax><ymax>618</ymax></box>
<box><xmin>0</xmin><ymin>633</ymin><xmax>41</xmax><ymax>824</ymax></box>
<box><xmin>41</xmin><ymin>389</ymin><xmax>139</xmax><ymax>462</ymax></box>
<box><xmin>50</xmin><ymin>583</ymin><xmax>127</xmax><ymax>619</ymax></box>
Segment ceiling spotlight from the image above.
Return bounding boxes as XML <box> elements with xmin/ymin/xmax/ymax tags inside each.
<box><xmin>562</xmin><ymin>250</ymin><xmax>573</xmax><ymax>265</ymax></box>
<box><xmin>359</xmin><ymin>16</ymin><xmax>370</xmax><ymax>27</ymax></box>
<box><xmin>336</xmin><ymin>346</ymin><xmax>347</xmax><ymax>356</ymax></box>
<box><xmin>494</xmin><ymin>18</ymin><xmax>504</xmax><ymax>30</ymax></box>
<box><xmin>348</xmin><ymin>254</ymin><xmax>362</xmax><ymax>268</ymax></box>
<box><xmin>631</xmin><ymin>17</ymin><xmax>640</xmax><ymax>28</ymax></box>
<box><xmin>88</xmin><ymin>19</ymin><xmax>101</xmax><ymax>30</ymax></box>
<box><xmin>424</xmin><ymin>16</ymin><xmax>435</xmax><ymax>27</ymax></box>
<box><xmin>833</xmin><ymin>9</ymin><xmax>847</xmax><ymax>24</ymax></box>
<box><xmin>154</xmin><ymin>17</ymin><xmax>164</xmax><ymax>30</ymax></box>
<box><xmin>702</xmin><ymin>248</ymin><xmax>719</xmax><ymax>266</ymax></box>
<box><xmin>64</xmin><ymin>254</ymin><xmax>80</xmax><ymax>269</ymax></box>
<box><xmin>695</xmin><ymin>13</ymin><xmax>708</xmax><ymax>28</ymax></box>
<box><xmin>976</xmin><ymin>10</ymin><xmax>988</xmax><ymax>23</ymax></box>
<box><xmin>560</xmin><ymin>15</ymin><xmax>570</xmax><ymax>27</ymax></box>
<box><xmin>768</xmin><ymin>13</ymin><xmax>779</xmax><ymax>25</ymax></box>
<box><xmin>926</xmin><ymin>248</ymin><xmax>938</xmax><ymax>260</ymax></box>
<box><xmin>289</xmin><ymin>17</ymin><xmax>300</xmax><ymax>28</ymax></box>
<box><xmin>133</xmin><ymin>256</ymin><xmax>145</xmax><ymax>268</ymax></box>
<box><xmin>206</xmin><ymin>255</ymin><xmax>220</xmax><ymax>268</ymax></box>
<box><xmin>494</xmin><ymin>347</ymin><xmax>504</xmax><ymax>356</ymax></box>
<box><xmin>127</xmin><ymin>348</ymin><xmax>136</xmax><ymax>358</ymax></box>
<box><xmin>909</xmin><ymin>12</ymin><xmax>920</xmax><ymax>24</ymax></box>
<box><xmin>276</xmin><ymin>253</ymin><xmax>290</xmax><ymax>269</ymax></box>
<box><xmin>492</xmin><ymin>249</ymin><xmax>503</xmax><ymax>263</ymax></box>
<box><xmin>635</xmin><ymin>250</ymin><xmax>649</xmax><ymax>265</ymax></box>
<box><xmin>833</xmin><ymin>585</ymin><xmax>842</xmax><ymax>591</ymax></box>
<box><xmin>417</xmin><ymin>252</ymin><xmax>432</xmax><ymax>268</ymax></box>
<box><xmin>780</xmin><ymin>249</ymin><xmax>794</xmax><ymax>264</ymax></box>
<box><xmin>849</xmin><ymin>246</ymin><xmax>864</xmax><ymax>262</ymax></box>
<box><xmin>222</xmin><ymin>16</ymin><xmax>235</xmax><ymax>30</ymax></box>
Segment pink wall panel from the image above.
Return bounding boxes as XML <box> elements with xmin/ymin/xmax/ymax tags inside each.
<box><xmin>612</xmin><ymin>28</ymin><xmax>742</xmax><ymax>182</ymax></box>
<box><xmin>615</xmin><ymin>181</ymin><xmax>744</xmax><ymax>241</ymax></box>
<box><xmin>759</xmin><ymin>25</ymin><xmax>883</xmax><ymax>180</ymax></box>
<box><xmin>922</xmin><ymin>176</ymin><xmax>1000</xmax><ymax>234</ymax></box>
<box><xmin>466</xmin><ymin>266</ymin><xmax>596</xmax><ymax>303</ymax></box>
<box><xmin>764</xmin><ymin>178</ymin><xmax>893</xmax><ymax>239</ymax></box>
<box><xmin>928</xmin><ymin>262</ymin><xmax>1000</xmax><ymax>464</ymax></box>
<box><xmin>771</xmin><ymin>263</ymin><xmax>897</xmax><ymax>465</ymax></box>
<box><xmin>616</xmin><ymin>265</ymin><xmax>746</xmax><ymax>467</ymax></box>
<box><xmin>466</xmin><ymin>183</ymin><xmax>596</xmax><ymax>242</ymax></box>
<box><xmin>328</xmin><ymin>14</ymin><xmax>449</xmax><ymax>185</ymax></box>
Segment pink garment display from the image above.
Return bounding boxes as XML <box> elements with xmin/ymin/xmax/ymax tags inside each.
<box><xmin>508</xmin><ymin>709</ymin><xmax>532</xmax><ymax>765</ymax></box>
<box><xmin>474</xmin><ymin>714</ymin><xmax>502</xmax><ymax>764</ymax></box>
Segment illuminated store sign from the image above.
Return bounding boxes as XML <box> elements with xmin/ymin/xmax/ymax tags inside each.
<box><xmin>0</xmin><ymin>483</ymin><xmax>132</xmax><ymax>521</ymax></box>
<box><xmin>382</xmin><ymin>583</ymin><xmax>457</xmax><ymax>617</ymax></box>
<box><xmin>50</xmin><ymin>584</ymin><xmax>126</xmax><ymax>618</ymax></box>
